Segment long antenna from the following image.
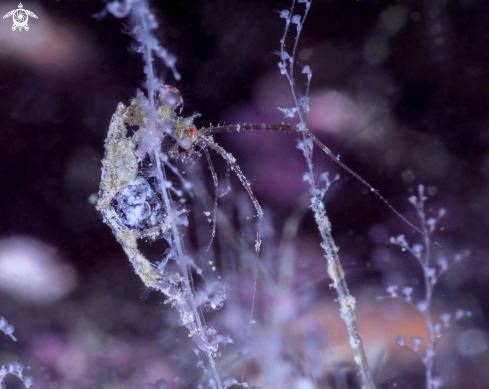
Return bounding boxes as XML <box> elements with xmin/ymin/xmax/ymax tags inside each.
<box><xmin>202</xmin><ymin>123</ymin><xmax>299</xmax><ymax>136</ymax></box>
<box><xmin>201</xmin><ymin>123</ymin><xmax>441</xmax><ymax>247</ymax></box>
<box><xmin>304</xmin><ymin>128</ymin><xmax>441</xmax><ymax>248</ymax></box>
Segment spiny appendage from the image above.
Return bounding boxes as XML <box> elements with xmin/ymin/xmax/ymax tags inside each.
<box><xmin>203</xmin><ymin>147</ymin><xmax>219</xmax><ymax>250</ymax></box>
<box><xmin>203</xmin><ymin>138</ymin><xmax>264</xmax><ymax>220</ymax></box>
<box><xmin>202</xmin><ymin>123</ymin><xmax>301</xmax><ymax>136</ymax></box>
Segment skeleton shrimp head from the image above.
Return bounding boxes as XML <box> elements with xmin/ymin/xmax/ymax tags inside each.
<box><xmin>154</xmin><ymin>86</ymin><xmax>201</xmax><ymax>160</ymax></box>
<box><xmin>117</xmin><ymin>85</ymin><xmax>192</xmax><ymax>160</ymax></box>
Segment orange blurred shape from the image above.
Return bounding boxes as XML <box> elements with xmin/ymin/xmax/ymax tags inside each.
<box><xmin>0</xmin><ymin>2</ymin><xmax>93</xmax><ymax>75</ymax></box>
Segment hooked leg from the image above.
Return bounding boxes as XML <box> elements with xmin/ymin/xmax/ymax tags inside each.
<box><xmin>202</xmin><ymin>146</ymin><xmax>219</xmax><ymax>251</ymax></box>
<box><xmin>201</xmin><ymin>138</ymin><xmax>264</xmax><ymax>221</ymax></box>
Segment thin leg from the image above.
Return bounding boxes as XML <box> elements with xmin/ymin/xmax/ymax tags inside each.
<box><xmin>199</xmin><ymin>122</ymin><xmax>438</xmax><ymax>245</ymax></box>
<box><xmin>200</xmin><ymin>138</ymin><xmax>264</xmax><ymax>220</ymax></box>
<box><xmin>220</xmin><ymin>159</ymin><xmax>231</xmax><ymax>198</ymax></box>
<box><xmin>202</xmin><ymin>146</ymin><xmax>219</xmax><ymax>251</ymax></box>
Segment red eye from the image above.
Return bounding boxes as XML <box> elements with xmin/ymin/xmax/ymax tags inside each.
<box><xmin>190</xmin><ymin>127</ymin><xmax>196</xmax><ymax>134</ymax></box>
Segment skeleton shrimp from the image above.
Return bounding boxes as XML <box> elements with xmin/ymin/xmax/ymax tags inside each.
<box><xmin>97</xmin><ymin>85</ymin><xmax>437</xmax><ymax>268</ymax></box>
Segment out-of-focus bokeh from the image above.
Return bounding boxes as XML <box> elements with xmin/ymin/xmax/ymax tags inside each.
<box><xmin>0</xmin><ymin>0</ymin><xmax>488</xmax><ymax>388</ymax></box>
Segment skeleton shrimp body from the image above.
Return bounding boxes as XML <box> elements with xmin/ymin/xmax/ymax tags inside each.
<box><xmin>98</xmin><ymin>85</ymin><xmax>437</xmax><ymax>277</ymax></box>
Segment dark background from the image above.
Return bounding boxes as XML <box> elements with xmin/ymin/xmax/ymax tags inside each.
<box><xmin>0</xmin><ymin>0</ymin><xmax>488</xmax><ymax>388</ymax></box>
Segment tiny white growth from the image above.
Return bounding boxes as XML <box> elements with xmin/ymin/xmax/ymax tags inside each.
<box><xmin>396</xmin><ymin>336</ymin><xmax>405</xmax><ymax>346</ymax></box>
<box><xmin>440</xmin><ymin>313</ymin><xmax>451</xmax><ymax>326</ymax></box>
<box><xmin>433</xmin><ymin>323</ymin><xmax>442</xmax><ymax>336</ymax></box>
<box><xmin>23</xmin><ymin>376</ymin><xmax>34</xmax><ymax>388</ymax></box>
<box><xmin>417</xmin><ymin>300</ymin><xmax>428</xmax><ymax>312</ymax></box>
<box><xmin>386</xmin><ymin>285</ymin><xmax>398</xmax><ymax>295</ymax></box>
<box><xmin>395</xmin><ymin>234</ymin><xmax>406</xmax><ymax>244</ymax></box>
<box><xmin>222</xmin><ymin>376</ymin><xmax>238</xmax><ymax>389</ymax></box>
<box><xmin>0</xmin><ymin>317</ymin><xmax>17</xmax><ymax>342</ymax></box>
<box><xmin>278</xmin><ymin>106</ymin><xmax>297</xmax><ymax>118</ymax></box>
<box><xmin>7</xmin><ymin>362</ymin><xmax>24</xmax><ymax>375</ymax></box>
<box><xmin>412</xmin><ymin>244</ymin><xmax>424</xmax><ymax>254</ymax></box>
<box><xmin>455</xmin><ymin>309</ymin><xmax>465</xmax><ymax>319</ymax></box>
<box><xmin>279</xmin><ymin>10</ymin><xmax>290</xmax><ymax>19</ymax></box>
<box><xmin>412</xmin><ymin>337</ymin><xmax>423</xmax><ymax>351</ymax></box>
<box><xmin>402</xmin><ymin>287</ymin><xmax>413</xmax><ymax>301</ymax></box>
<box><xmin>291</xmin><ymin>14</ymin><xmax>301</xmax><ymax>24</ymax></box>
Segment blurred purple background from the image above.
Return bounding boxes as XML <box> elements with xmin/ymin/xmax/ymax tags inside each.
<box><xmin>0</xmin><ymin>0</ymin><xmax>488</xmax><ymax>388</ymax></box>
